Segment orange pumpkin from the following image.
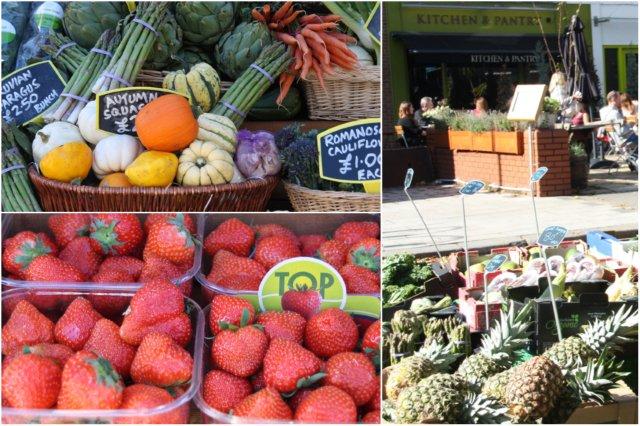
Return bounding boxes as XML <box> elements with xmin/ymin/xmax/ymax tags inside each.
<box><xmin>135</xmin><ymin>94</ymin><xmax>198</xmax><ymax>152</ymax></box>
<box><xmin>99</xmin><ymin>172</ymin><xmax>133</xmax><ymax>188</ymax></box>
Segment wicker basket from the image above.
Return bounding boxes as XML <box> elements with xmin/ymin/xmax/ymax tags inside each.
<box><xmin>135</xmin><ymin>70</ymin><xmax>233</xmax><ymax>93</ymax></box>
<box><xmin>300</xmin><ymin>65</ymin><xmax>380</xmax><ymax>121</ymax></box>
<box><xmin>284</xmin><ymin>182</ymin><xmax>379</xmax><ymax>212</ymax></box>
<box><xmin>29</xmin><ymin>167</ymin><xmax>279</xmax><ymax>212</ymax></box>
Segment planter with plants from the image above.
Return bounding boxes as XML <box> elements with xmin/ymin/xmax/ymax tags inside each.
<box><xmin>446</xmin><ymin>112</ymin><xmax>524</xmax><ymax>154</ymax></box>
<box><xmin>539</xmin><ymin>96</ymin><xmax>561</xmax><ymax>129</ymax></box>
<box><xmin>570</xmin><ymin>142</ymin><xmax>589</xmax><ymax>189</ymax></box>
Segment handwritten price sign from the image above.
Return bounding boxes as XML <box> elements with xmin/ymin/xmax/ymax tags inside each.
<box><xmin>485</xmin><ymin>254</ymin><xmax>507</xmax><ymax>273</ymax></box>
<box><xmin>538</xmin><ymin>226</ymin><xmax>568</xmax><ymax>247</ymax></box>
<box><xmin>459</xmin><ymin>180</ymin><xmax>485</xmax><ymax>196</ymax></box>
<box><xmin>531</xmin><ymin>166</ymin><xmax>548</xmax><ymax>182</ymax></box>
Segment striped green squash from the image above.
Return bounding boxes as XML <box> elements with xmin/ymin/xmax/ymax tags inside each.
<box><xmin>163</xmin><ymin>63</ymin><xmax>221</xmax><ymax>113</ymax></box>
<box><xmin>196</xmin><ymin>113</ymin><xmax>237</xmax><ymax>154</ymax></box>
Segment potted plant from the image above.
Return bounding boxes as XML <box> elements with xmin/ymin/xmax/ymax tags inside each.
<box><xmin>569</xmin><ymin>142</ymin><xmax>589</xmax><ymax>189</ymax></box>
<box><xmin>538</xmin><ymin>97</ymin><xmax>561</xmax><ymax>129</ymax></box>
<box><xmin>492</xmin><ymin>112</ymin><xmax>524</xmax><ymax>155</ymax></box>
<box><xmin>423</xmin><ymin>106</ymin><xmax>454</xmax><ymax>148</ymax></box>
<box><xmin>448</xmin><ymin>113</ymin><xmax>474</xmax><ymax>150</ymax></box>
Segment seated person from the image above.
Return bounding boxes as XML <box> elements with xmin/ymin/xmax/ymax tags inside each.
<box><xmin>571</xmin><ymin>102</ymin><xmax>590</xmax><ymax>126</ymax></box>
<box><xmin>397</xmin><ymin>101</ymin><xmax>424</xmax><ymax>146</ymax></box>
<box><xmin>600</xmin><ymin>91</ymin><xmax>637</xmax><ymax>144</ymax></box>
<box><xmin>471</xmin><ymin>97</ymin><xmax>488</xmax><ymax>117</ymax></box>
<box><xmin>620</xmin><ymin>93</ymin><xmax>638</xmax><ymax>119</ymax></box>
<box><xmin>414</xmin><ymin>97</ymin><xmax>434</xmax><ymax>127</ymax></box>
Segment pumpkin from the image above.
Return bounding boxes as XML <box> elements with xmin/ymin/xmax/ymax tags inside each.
<box><xmin>77</xmin><ymin>101</ymin><xmax>113</xmax><ymax>144</ymax></box>
<box><xmin>135</xmin><ymin>94</ymin><xmax>198</xmax><ymax>152</ymax></box>
<box><xmin>177</xmin><ymin>140</ymin><xmax>235</xmax><ymax>186</ymax></box>
<box><xmin>39</xmin><ymin>142</ymin><xmax>92</xmax><ymax>183</ymax></box>
<box><xmin>196</xmin><ymin>113</ymin><xmax>237</xmax><ymax>154</ymax></box>
<box><xmin>99</xmin><ymin>173</ymin><xmax>133</xmax><ymax>187</ymax></box>
<box><xmin>92</xmin><ymin>135</ymin><xmax>144</xmax><ymax>179</ymax></box>
<box><xmin>32</xmin><ymin>122</ymin><xmax>85</xmax><ymax>164</ymax></box>
<box><xmin>125</xmin><ymin>151</ymin><xmax>178</xmax><ymax>187</ymax></box>
<box><xmin>163</xmin><ymin>63</ymin><xmax>221</xmax><ymax>112</ymax></box>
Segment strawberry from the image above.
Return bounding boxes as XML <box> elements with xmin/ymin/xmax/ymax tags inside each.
<box><xmin>130</xmin><ymin>332</ymin><xmax>193</xmax><ymax>387</ymax></box>
<box><xmin>362</xmin><ymin>320</ymin><xmax>381</xmax><ymax>362</ymax></box>
<box><xmin>202</xmin><ymin>370</ymin><xmax>252</xmax><ymax>413</ymax></box>
<box><xmin>58</xmin><ymin>236</ymin><xmax>103</xmax><ymax>279</ymax></box>
<box><xmin>365</xmin><ymin>381</ymin><xmax>381</xmax><ymax>412</ymax></box>
<box><xmin>84</xmin><ymin>319</ymin><xmax>136</xmax><ymax>378</ymax></box>
<box><xmin>48</xmin><ymin>214</ymin><xmax>90</xmax><ymax>248</ymax></box>
<box><xmin>120</xmin><ymin>279</ymin><xmax>192</xmax><ymax>347</ymax></box>
<box><xmin>251</xmin><ymin>370</ymin><xmax>266</xmax><ymax>391</ymax></box>
<box><xmin>88</xmin><ymin>270</ymin><xmax>135</xmax><ymax>317</ymax></box>
<box><xmin>254</xmin><ymin>235</ymin><xmax>301</xmax><ymax>269</ymax></box>
<box><xmin>333</xmin><ymin>221</ymin><xmax>380</xmax><ymax>246</ymax></box>
<box><xmin>138</xmin><ymin>253</ymin><xmax>192</xmax><ymax>296</ymax></box>
<box><xmin>362</xmin><ymin>410</ymin><xmax>381</xmax><ymax>423</ymax></box>
<box><xmin>23</xmin><ymin>254</ymin><xmax>85</xmax><ymax>283</ymax></box>
<box><xmin>145</xmin><ymin>213</ymin><xmax>198</xmax><ymax>265</ymax></box>
<box><xmin>2</xmin><ymin>231</ymin><xmax>58</xmax><ymax>278</ymax></box>
<box><xmin>2</xmin><ymin>300</ymin><xmax>54</xmax><ymax>355</ymax></box>
<box><xmin>304</xmin><ymin>308</ymin><xmax>358</xmax><ymax>358</ymax></box>
<box><xmin>299</xmin><ymin>234</ymin><xmax>328</xmax><ymax>256</ymax></box>
<box><xmin>211</xmin><ymin>322</ymin><xmax>267</xmax><ymax>378</ymax></box>
<box><xmin>233</xmin><ymin>387</ymin><xmax>293</xmax><ymax>421</ymax></box>
<box><xmin>89</xmin><ymin>214</ymin><xmax>143</xmax><ymax>256</ymax></box>
<box><xmin>144</xmin><ymin>213</ymin><xmax>196</xmax><ymax>235</ymax></box>
<box><xmin>97</xmin><ymin>256</ymin><xmax>145</xmax><ymax>280</ymax></box>
<box><xmin>294</xmin><ymin>385</ymin><xmax>357</xmax><ymax>423</ymax></box>
<box><xmin>324</xmin><ymin>352</ymin><xmax>377</xmax><ymax>406</ymax></box>
<box><xmin>254</xmin><ymin>223</ymin><xmax>299</xmax><ymax>246</ymax></box>
<box><xmin>119</xmin><ymin>384</ymin><xmax>189</xmax><ymax>424</ymax></box>
<box><xmin>2</xmin><ymin>354</ymin><xmax>62</xmax><ymax>408</ymax></box>
<box><xmin>57</xmin><ymin>350</ymin><xmax>124</xmax><ymax>409</ymax></box>
<box><xmin>287</xmin><ymin>388</ymin><xmax>314</xmax><ymax>412</ymax></box>
<box><xmin>257</xmin><ymin>311</ymin><xmax>306</xmax><ymax>344</ymax></box>
<box><xmin>316</xmin><ymin>239</ymin><xmax>349</xmax><ymax>270</ymax></box>
<box><xmin>340</xmin><ymin>264</ymin><xmax>380</xmax><ymax>294</ymax></box>
<box><xmin>54</xmin><ymin>297</ymin><xmax>102</xmax><ymax>350</ymax></box>
<box><xmin>204</xmin><ymin>218</ymin><xmax>255</xmax><ymax>257</ymax></box>
<box><xmin>281</xmin><ymin>289</ymin><xmax>321</xmax><ymax>320</ymax></box>
<box><xmin>207</xmin><ymin>250</ymin><xmax>266</xmax><ymax>291</ymax></box>
<box><xmin>262</xmin><ymin>338</ymin><xmax>322</xmax><ymax>393</ymax></box>
<box><xmin>347</xmin><ymin>238</ymin><xmax>380</xmax><ymax>272</ymax></box>
<box><xmin>4</xmin><ymin>343</ymin><xmax>74</xmax><ymax>367</ymax></box>
<box><xmin>208</xmin><ymin>295</ymin><xmax>255</xmax><ymax>335</ymax></box>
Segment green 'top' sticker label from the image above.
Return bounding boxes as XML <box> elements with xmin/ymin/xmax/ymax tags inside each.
<box><xmin>33</xmin><ymin>2</ymin><xmax>63</xmax><ymax>31</ymax></box>
<box><xmin>2</xmin><ymin>20</ymin><xmax>16</xmax><ymax>44</ymax></box>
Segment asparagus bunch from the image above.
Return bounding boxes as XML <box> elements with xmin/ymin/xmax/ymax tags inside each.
<box><xmin>42</xmin><ymin>32</ymin><xmax>89</xmax><ymax>75</ymax></box>
<box><xmin>43</xmin><ymin>30</ymin><xmax>120</xmax><ymax>124</ymax></box>
<box><xmin>2</xmin><ymin>124</ymin><xmax>41</xmax><ymax>212</ymax></box>
<box><xmin>212</xmin><ymin>42</ymin><xmax>292</xmax><ymax>127</ymax></box>
<box><xmin>92</xmin><ymin>2</ymin><xmax>169</xmax><ymax>93</ymax></box>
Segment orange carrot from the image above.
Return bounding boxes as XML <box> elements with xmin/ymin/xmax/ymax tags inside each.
<box><xmin>329</xmin><ymin>53</ymin><xmax>358</xmax><ymax>70</ymax></box>
<box><xmin>304</xmin><ymin>22</ymin><xmax>338</xmax><ymax>31</ymax></box>
<box><xmin>305</xmin><ymin>37</ymin><xmax>330</xmax><ymax>66</ymax></box>
<box><xmin>281</xmin><ymin>9</ymin><xmax>304</xmax><ymax>26</ymax></box>
<box><xmin>262</xmin><ymin>4</ymin><xmax>271</xmax><ymax>21</ymax></box>
<box><xmin>294</xmin><ymin>47</ymin><xmax>303</xmax><ymax>70</ymax></box>
<box><xmin>311</xmin><ymin>58</ymin><xmax>326</xmax><ymax>90</ymax></box>
<box><xmin>272</xmin><ymin>1</ymin><xmax>293</xmax><ymax>22</ymax></box>
<box><xmin>275</xmin><ymin>31</ymin><xmax>298</xmax><ymax>47</ymax></box>
<box><xmin>327</xmin><ymin>32</ymin><xmax>358</xmax><ymax>44</ymax></box>
<box><xmin>320</xmin><ymin>61</ymin><xmax>336</xmax><ymax>75</ymax></box>
<box><xmin>277</xmin><ymin>72</ymin><xmax>296</xmax><ymax>105</ymax></box>
<box><xmin>269</xmin><ymin>22</ymin><xmax>279</xmax><ymax>30</ymax></box>
<box><xmin>320</xmin><ymin>15</ymin><xmax>342</xmax><ymax>23</ymax></box>
<box><xmin>299</xmin><ymin>14</ymin><xmax>322</xmax><ymax>25</ymax></box>
<box><xmin>252</xmin><ymin>8</ymin><xmax>266</xmax><ymax>22</ymax></box>
<box><xmin>296</xmin><ymin>33</ymin><xmax>313</xmax><ymax>80</ymax></box>
<box><xmin>319</xmin><ymin>32</ymin><xmax>358</xmax><ymax>60</ymax></box>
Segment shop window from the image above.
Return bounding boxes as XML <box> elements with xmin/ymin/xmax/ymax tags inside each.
<box><xmin>603</xmin><ymin>46</ymin><xmax>638</xmax><ymax>98</ymax></box>
<box><xmin>604</xmin><ymin>48</ymin><xmax>620</xmax><ymax>94</ymax></box>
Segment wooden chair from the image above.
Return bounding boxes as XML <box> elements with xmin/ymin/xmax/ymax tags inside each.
<box><xmin>395</xmin><ymin>125</ymin><xmax>409</xmax><ymax>148</ymax></box>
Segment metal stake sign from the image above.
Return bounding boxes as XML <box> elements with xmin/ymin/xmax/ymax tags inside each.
<box><xmin>483</xmin><ymin>254</ymin><xmax>507</xmax><ymax>330</ymax></box>
<box><xmin>530</xmin><ymin>166</ymin><xmax>548</xmax><ymax>240</ymax></box>
<box><xmin>459</xmin><ymin>180</ymin><xmax>485</xmax><ymax>276</ymax></box>
<box><xmin>537</xmin><ymin>225</ymin><xmax>568</xmax><ymax>341</ymax></box>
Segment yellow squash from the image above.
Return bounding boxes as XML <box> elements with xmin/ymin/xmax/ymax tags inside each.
<box><xmin>125</xmin><ymin>151</ymin><xmax>178</xmax><ymax>187</ymax></box>
<box><xmin>99</xmin><ymin>173</ymin><xmax>133</xmax><ymax>188</ymax></box>
<box><xmin>39</xmin><ymin>142</ymin><xmax>92</xmax><ymax>183</ymax></box>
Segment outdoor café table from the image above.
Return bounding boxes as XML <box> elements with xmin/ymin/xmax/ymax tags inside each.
<box><xmin>565</xmin><ymin>120</ymin><xmax>619</xmax><ymax>167</ymax></box>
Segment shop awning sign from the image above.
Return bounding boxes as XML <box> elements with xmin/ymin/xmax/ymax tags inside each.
<box><xmin>507</xmin><ymin>84</ymin><xmax>547</xmax><ymax>122</ymax></box>
<box><xmin>365</xmin><ymin>2</ymin><xmax>381</xmax><ymax>45</ymax></box>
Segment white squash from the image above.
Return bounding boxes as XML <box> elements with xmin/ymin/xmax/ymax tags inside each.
<box><xmin>92</xmin><ymin>135</ymin><xmax>144</xmax><ymax>179</ymax></box>
<box><xmin>77</xmin><ymin>101</ymin><xmax>112</xmax><ymax>145</ymax></box>
<box><xmin>348</xmin><ymin>45</ymin><xmax>374</xmax><ymax>66</ymax></box>
<box><xmin>177</xmin><ymin>140</ymin><xmax>235</xmax><ymax>186</ymax></box>
<box><xmin>33</xmin><ymin>122</ymin><xmax>85</xmax><ymax>164</ymax></box>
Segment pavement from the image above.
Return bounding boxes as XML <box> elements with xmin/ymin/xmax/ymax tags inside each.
<box><xmin>382</xmin><ymin>162</ymin><xmax>638</xmax><ymax>256</ymax></box>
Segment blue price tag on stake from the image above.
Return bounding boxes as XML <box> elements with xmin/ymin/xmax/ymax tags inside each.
<box><xmin>538</xmin><ymin>226</ymin><xmax>568</xmax><ymax>247</ymax></box>
<box><xmin>484</xmin><ymin>254</ymin><xmax>507</xmax><ymax>273</ymax></box>
<box><xmin>404</xmin><ymin>168</ymin><xmax>414</xmax><ymax>190</ymax></box>
<box><xmin>431</xmin><ymin>261</ymin><xmax>450</xmax><ymax>278</ymax></box>
<box><xmin>459</xmin><ymin>180</ymin><xmax>485</xmax><ymax>196</ymax></box>
<box><xmin>531</xmin><ymin>167</ymin><xmax>548</xmax><ymax>182</ymax></box>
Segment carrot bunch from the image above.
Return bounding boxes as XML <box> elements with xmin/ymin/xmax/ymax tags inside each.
<box><xmin>251</xmin><ymin>2</ymin><xmax>360</xmax><ymax>105</ymax></box>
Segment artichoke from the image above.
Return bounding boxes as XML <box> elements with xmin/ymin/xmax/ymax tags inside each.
<box><xmin>214</xmin><ymin>21</ymin><xmax>273</xmax><ymax>79</ymax></box>
<box><xmin>63</xmin><ymin>2</ymin><xmax>128</xmax><ymax>49</ymax></box>
<box><xmin>144</xmin><ymin>11</ymin><xmax>183</xmax><ymax>70</ymax></box>
<box><xmin>169</xmin><ymin>46</ymin><xmax>213</xmax><ymax>70</ymax></box>
<box><xmin>175</xmin><ymin>2</ymin><xmax>236</xmax><ymax>47</ymax></box>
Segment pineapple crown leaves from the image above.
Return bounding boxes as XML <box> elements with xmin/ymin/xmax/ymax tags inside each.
<box><xmin>416</xmin><ymin>341</ymin><xmax>462</xmax><ymax>372</ymax></box>
<box><xmin>479</xmin><ymin>300</ymin><xmax>534</xmax><ymax>358</ymax></box>
<box><xmin>458</xmin><ymin>392</ymin><xmax>511</xmax><ymax>424</ymax></box>
<box><xmin>565</xmin><ymin>351</ymin><xmax>629</xmax><ymax>405</ymax></box>
<box><xmin>579</xmin><ymin>304</ymin><xmax>639</xmax><ymax>354</ymax></box>
<box><xmin>15</xmin><ymin>236</ymin><xmax>53</xmax><ymax>269</ymax></box>
<box><xmin>86</xmin><ymin>356</ymin><xmax>123</xmax><ymax>391</ymax></box>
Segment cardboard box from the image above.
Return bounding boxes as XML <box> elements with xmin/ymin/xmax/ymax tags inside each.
<box><xmin>458</xmin><ymin>287</ymin><xmax>502</xmax><ymax>332</ymax></box>
<box><xmin>565</xmin><ymin>381</ymin><xmax>637</xmax><ymax>424</ymax></box>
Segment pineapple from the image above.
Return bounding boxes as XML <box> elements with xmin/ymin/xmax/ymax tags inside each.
<box><xmin>458</xmin><ymin>392</ymin><xmax>510</xmax><ymax>424</ymax></box>
<box><xmin>395</xmin><ymin>373</ymin><xmax>468</xmax><ymax>423</ymax></box>
<box><xmin>480</xmin><ymin>368</ymin><xmax>514</xmax><ymax>403</ymax></box>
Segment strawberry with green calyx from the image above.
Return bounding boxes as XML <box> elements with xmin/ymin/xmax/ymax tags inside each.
<box><xmin>54</xmin><ymin>297</ymin><xmax>102</xmax><ymax>350</ymax></box>
<box><xmin>362</xmin><ymin>320</ymin><xmax>381</xmax><ymax>365</ymax></box>
<box><xmin>262</xmin><ymin>338</ymin><xmax>323</xmax><ymax>393</ymax></box>
<box><xmin>119</xmin><ymin>384</ymin><xmax>189</xmax><ymax>424</ymax></box>
<box><xmin>340</xmin><ymin>264</ymin><xmax>380</xmax><ymax>294</ymax></box>
<box><xmin>59</xmin><ymin>236</ymin><xmax>103</xmax><ymax>279</ymax></box>
<box><xmin>333</xmin><ymin>221</ymin><xmax>380</xmax><ymax>246</ymax></box>
<box><xmin>204</xmin><ymin>218</ymin><xmax>255</xmax><ymax>257</ymax></box>
<box><xmin>57</xmin><ymin>351</ymin><xmax>124</xmax><ymax>409</ymax></box>
<box><xmin>23</xmin><ymin>254</ymin><xmax>85</xmax><ymax>283</ymax></box>
<box><xmin>294</xmin><ymin>385</ymin><xmax>357</xmax><ymax>423</ymax></box>
<box><xmin>2</xmin><ymin>353</ymin><xmax>62</xmax><ymax>408</ymax></box>
<box><xmin>208</xmin><ymin>295</ymin><xmax>256</xmax><ymax>335</ymax></box>
<box><xmin>130</xmin><ymin>332</ymin><xmax>193</xmax><ymax>387</ymax></box>
<box><xmin>254</xmin><ymin>223</ymin><xmax>300</xmax><ymax>246</ymax></box>
<box><xmin>281</xmin><ymin>289</ymin><xmax>321</xmax><ymax>320</ymax></box>
<box><xmin>324</xmin><ymin>352</ymin><xmax>377</xmax><ymax>406</ymax></box>
<box><xmin>304</xmin><ymin>308</ymin><xmax>358</xmax><ymax>358</ymax></box>
<box><xmin>299</xmin><ymin>234</ymin><xmax>328</xmax><ymax>256</ymax></box>
<box><xmin>203</xmin><ymin>370</ymin><xmax>252</xmax><ymax>413</ymax></box>
<box><xmin>347</xmin><ymin>237</ymin><xmax>380</xmax><ymax>272</ymax></box>
<box><xmin>207</xmin><ymin>250</ymin><xmax>266</xmax><ymax>291</ymax></box>
<box><xmin>233</xmin><ymin>387</ymin><xmax>293</xmax><ymax>421</ymax></box>
<box><xmin>257</xmin><ymin>310</ymin><xmax>306</xmax><ymax>344</ymax></box>
<box><xmin>89</xmin><ymin>214</ymin><xmax>143</xmax><ymax>256</ymax></box>
<box><xmin>2</xmin><ymin>300</ymin><xmax>55</xmax><ymax>355</ymax></box>
<box><xmin>145</xmin><ymin>213</ymin><xmax>199</xmax><ymax>265</ymax></box>
<box><xmin>144</xmin><ymin>213</ymin><xmax>196</xmax><ymax>235</ymax></box>
<box><xmin>2</xmin><ymin>231</ymin><xmax>58</xmax><ymax>278</ymax></box>
<box><xmin>316</xmin><ymin>239</ymin><xmax>349</xmax><ymax>270</ymax></box>
<box><xmin>4</xmin><ymin>343</ymin><xmax>74</xmax><ymax>367</ymax></box>
<box><xmin>85</xmin><ymin>319</ymin><xmax>136</xmax><ymax>378</ymax></box>
<box><xmin>48</xmin><ymin>214</ymin><xmax>91</xmax><ymax>248</ymax></box>
<box><xmin>254</xmin><ymin>235</ymin><xmax>301</xmax><ymax>269</ymax></box>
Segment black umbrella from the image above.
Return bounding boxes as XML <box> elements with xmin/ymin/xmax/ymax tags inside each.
<box><xmin>562</xmin><ymin>15</ymin><xmax>600</xmax><ymax>105</ymax></box>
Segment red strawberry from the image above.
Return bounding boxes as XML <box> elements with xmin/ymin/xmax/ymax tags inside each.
<box><xmin>54</xmin><ymin>297</ymin><xmax>102</xmax><ymax>350</ymax></box>
<box><xmin>130</xmin><ymin>332</ymin><xmax>193</xmax><ymax>387</ymax></box>
<box><xmin>347</xmin><ymin>238</ymin><xmax>380</xmax><ymax>272</ymax></box>
<box><xmin>304</xmin><ymin>308</ymin><xmax>358</xmax><ymax>358</ymax></box>
<box><xmin>144</xmin><ymin>213</ymin><xmax>196</xmax><ymax>235</ymax></box>
<box><xmin>2</xmin><ymin>353</ymin><xmax>62</xmax><ymax>408</ymax></box>
<box><xmin>4</xmin><ymin>343</ymin><xmax>74</xmax><ymax>367</ymax></box>
<box><xmin>2</xmin><ymin>300</ymin><xmax>54</xmax><ymax>355</ymax></box>
<box><xmin>362</xmin><ymin>320</ymin><xmax>381</xmax><ymax>361</ymax></box>
<box><xmin>84</xmin><ymin>319</ymin><xmax>136</xmax><ymax>378</ymax></box>
<box><xmin>48</xmin><ymin>214</ymin><xmax>90</xmax><ymax>248</ymax></box>
<box><xmin>89</xmin><ymin>214</ymin><xmax>143</xmax><ymax>256</ymax></box>
<box><xmin>204</xmin><ymin>218</ymin><xmax>255</xmax><ymax>257</ymax></box>
<box><xmin>120</xmin><ymin>279</ymin><xmax>192</xmax><ymax>347</ymax></box>
<box><xmin>233</xmin><ymin>387</ymin><xmax>292</xmax><ymax>421</ymax></box>
<box><xmin>257</xmin><ymin>311</ymin><xmax>306</xmax><ymax>344</ymax></box>
<box><xmin>98</xmin><ymin>256</ymin><xmax>144</xmax><ymax>280</ymax></box>
<box><xmin>281</xmin><ymin>289</ymin><xmax>321</xmax><ymax>320</ymax></box>
<box><xmin>287</xmin><ymin>388</ymin><xmax>314</xmax><ymax>412</ymax></box>
<box><xmin>254</xmin><ymin>235</ymin><xmax>301</xmax><ymax>269</ymax></box>
<box><xmin>202</xmin><ymin>370</ymin><xmax>252</xmax><ymax>413</ymax></box>
<box><xmin>299</xmin><ymin>234</ymin><xmax>328</xmax><ymax>256</ymax></box>
<box><xmin>138</xmin><ymin>253</ymin><xmax>192</xmax><ymax>296</ymax></box>
<box><xmin>208</xmin><ymin>295</ymin><xmax>255</xmax><ymax>335</ymax></box>
<box><xmin>262</xmin><ymin>338</ymin><xmax>322</xmax><ymax>393</ymax></box>
<box><xmin>211</xmin><ymin>323</ymin><xmax>267</xmax><ymax>378</ymax></box>
<box><xmin>254</xmin><ymin>223</ymin><xmax>299</xmax><ymax>246</ymax></box>
<box><xmin>88</xmin><ymin>270</ymin><xmax>135</xmax><ymax>317</ymax></box>
<box><xmin>57</xmin><ymin>351</ymin><xmax>124</xmax><ymax>409</ymax></box>
<box><xmin>294</xmin><ymin>385</ymin><xmax>357</xmax><ymax>423</ymax></box>
<box><xmin>2</xmin><ymin>231</ymin><xmax>58</xmax><ymax>278</ymax></box>
<box><xmin>24</xmin><ymin>254</ymin><xmax>85</xmax><ymax>283</ymax></box>
<box><xmin>58</xmin><ymin>237</ymin><xmax>103</xmax><ymax>279</ymax></box>
<box><xmin>317</xmin><ymin>239</ymin><xmax>349</xmax><ymax>270</ymax></box>
<box><xmin>362</xmin><ymin>410</ymin><xmax>381</xmax><ymax>423</ymax></box>
<box><xmin>340</xmin><ymin>264</ymin><xmax>380</xmax><ymax>294</ymax></box>
<box><xmin>251</xmin><ymin>370</ymin><xmax>266</xmax><ymax>391</ymax></box>
<box><xmin>145</xmin><ymin>213</ymin><xmax>197</xmax><ymax>265</ymax></box>
<box><xmin>119</xmin><ymin>384</ymin><xmax>188</xmax><ymax>424</ymax></box>
<box><xmin>333</xmin><ymin>221</ymin><xmax>380</xmax><ymax>246</ymax></box>
<box><xmin>365</xmin><ymin>381</ymin><xmax>381</xmax><ymax>412</ymax></box>
<box><xmin>207</xmin><ymin>250</ymin><xmax>266</xmax><ymax>291</ymax></box>
<box><xmin>324</xmin><ymin>352</ymin><xmax>377</xmax><ymax>406</ymax></box>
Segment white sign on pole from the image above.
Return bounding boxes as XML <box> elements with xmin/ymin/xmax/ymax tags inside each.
<box><xmin>507</xmin><ymin>84</ymin><xmax>547</xmax><ymax>122</ymax></box>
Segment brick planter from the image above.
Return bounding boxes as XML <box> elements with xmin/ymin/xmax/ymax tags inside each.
<box><xmin>383</xmin><ymin>146</ymin><xmax>435</xmax><ymax>187</ymax></box>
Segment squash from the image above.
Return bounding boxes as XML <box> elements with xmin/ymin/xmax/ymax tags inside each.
<box><xmin>196</xmin><ymin>113</ymin><xmax>237</xmax><ymax>154</ymax></box>
<box><xmin>32</xmin><ymin>122</ymin><xmax>85</xmax><ymax>164</ymax></box>
<box><xmin>92</xmin><ymin>135</ymin><xmax>144</xmax><ymax>179</ymax></box>
<box><xmin>163</xmin><ymin>63</ymin><xmax>221</xmax><ymax>112</ymax></box>
<box><xmin>77</xmin><ymin>101</ymin><xmax>112</xmax><ymax>144</ymax></box>
<box><xmin>39</xmin><ymin>142</ymin><xmax>92</xmax><ymax>183</ymax></box>
<box><xmin>177</xmin><ymin>140</ymin><xmax>235</xmax><ymax>186</ymax></box>
<box><xmin>135</xmin><ymin>94</ymin><xmax>198</xmax><ymax>152</ymax></box>
<box><xmin>99</xmin><ymin>173</ymin><xmax>132</xmax><ymax>187</ymax></box>
<box><xmin>125</xmin><ymin>151</ymin><xmax>178</xmax><ymax>187</ymax></box>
